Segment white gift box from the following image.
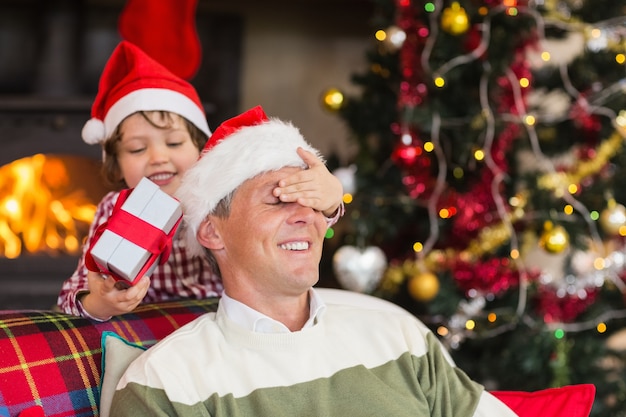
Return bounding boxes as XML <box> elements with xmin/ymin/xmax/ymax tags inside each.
<box><xmin>90</xmin><ymin>177</ymin><xmax>183</xmax><ymax>283</ymax></box>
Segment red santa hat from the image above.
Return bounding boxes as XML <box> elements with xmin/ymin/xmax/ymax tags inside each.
<box><xmin>82</xmin><ymin>40</ymin><xmax>210</xmax><ymax>146</ymax></box>
<box><xmin>176</xmin><ymin>105</ymin><xmax>323</xmax><ymax>257</ymax></box>
<box><xmin>118</xmin><ymin>0</ymin><xmax>202</xmax><ymax>81</ymax></box>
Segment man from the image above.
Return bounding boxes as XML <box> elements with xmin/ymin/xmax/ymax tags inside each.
<box><xmin>111</xmin><ymin>106</ymin><xmax>518</xmax><ymax>416</ymax></box>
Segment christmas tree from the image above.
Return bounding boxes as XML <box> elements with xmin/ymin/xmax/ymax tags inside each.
<box><xmin>329</xmin><ymin>0</ymin><xmax>626</xmax><ymax>415</ymax></box>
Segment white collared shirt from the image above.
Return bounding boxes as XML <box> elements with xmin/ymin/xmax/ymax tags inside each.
<box><xmin>220</xmin><ymin>288</ymin><xmax>327</xmax><ymax>333</ymax></box>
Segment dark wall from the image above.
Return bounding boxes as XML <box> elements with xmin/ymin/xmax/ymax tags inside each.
<box><xmin>0</xmin><ymin>0</ymin><xmax>242</xmax><ymax>129</ymax></box>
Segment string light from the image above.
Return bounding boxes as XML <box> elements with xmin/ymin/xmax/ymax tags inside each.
<box><xmin>389</xmin><ymin>1</ymin><xmax>626</xmax><ymax>342</ymax></box>
<box><xmin>322</xmin><ymin>6</ymin><xmax>626</xmax><ymax>383</ymax></box>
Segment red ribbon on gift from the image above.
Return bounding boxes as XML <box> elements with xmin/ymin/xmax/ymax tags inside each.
<box><xmin>85</xmin><ymin>187</ymin><xmax>182</xmax><ymax>285</ymax></box>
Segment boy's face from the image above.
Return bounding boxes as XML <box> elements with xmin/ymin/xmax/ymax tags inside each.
<box><xmin>116</xmin><ymin>112</ymin><xmax>200</xmax><ymax>196</ymax></box>
<box><xmin>201</xmin><ymin>167</ymin><xmax>327</xmax><ymax>298</ymax></box>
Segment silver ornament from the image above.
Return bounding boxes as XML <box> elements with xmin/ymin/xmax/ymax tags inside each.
<box><xmin>332</xmin><ymin>245</ymin><xmax>387</xmax><ymax>293</ymax></box>
<box><xmin>382</xmin><ymin>25</ymin><xmax>406</xmax><ymax>52</ymax></box>
<box><xmin>332</xmin><ymin>165</ymin><xmax>357</xmax><ymax>195</ymax></box>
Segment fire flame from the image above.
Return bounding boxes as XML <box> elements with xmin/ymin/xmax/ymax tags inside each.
<box><xmin>0</xmin><ymin>154</ymin><xmax>101</xmax><ymax>259</ymax></box>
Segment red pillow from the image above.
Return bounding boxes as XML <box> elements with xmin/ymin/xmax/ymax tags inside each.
<box><xmin>491</xmin><ymin>384</ymin><xmax>595</xmax><ymax>417</ymax></box>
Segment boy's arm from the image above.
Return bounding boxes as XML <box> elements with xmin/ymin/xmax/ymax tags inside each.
<box><xmin>324</xmin><ymin>201</ymin><xmax>345</xmax><ymax>228</ymax></box>
<box><xmin>57</xmin><ymin>258</ymin><xmax>93</xmax><ymax>316</ymax></box>
<box><xmin>58</xmin><ymin>191</ymin><xmax>150</xmax><ymax>321</ymax></box>
<box><xmin>58</xmin><ymin>191</ymin><xmax>116</xmax><ymax>316</ymax></box>
<box><xmin>273</xmin><ymin>147</ymin><xmax>345</xmax><ymax>219</ymax></box>
<box><xmin>79</xmin><ymin>273</ymin><xmax>150</xmax><ymax>321</ymax></box>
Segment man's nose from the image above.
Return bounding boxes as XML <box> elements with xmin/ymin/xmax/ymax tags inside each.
<box><xmin>286</xmin><ymin>202</ymin><xmax>320</xmax><ymax>224</ymax></box>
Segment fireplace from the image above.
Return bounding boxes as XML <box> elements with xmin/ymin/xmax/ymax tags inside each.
<box><xmin>0</xmin><ymin>98</ymin><xmax>109</xmax><ymax>310</ymax></box>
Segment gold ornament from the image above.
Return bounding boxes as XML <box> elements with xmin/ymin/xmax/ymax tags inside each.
<box><xmin>441</xmin><ymin>2</ymin><xmax>470</xmax><ymax>35</ymax></box>
<box><xmin>385</xmin><ymin>266</ymin><xmax>405</xmax><ymax>285</ymax></box>
<box><xmin>408</xmin><ymin>271</ymin><xmax>440</xmax><ymax>302</ymax></box>
<box><xmin>600</xmin><ymin>200</ymin><xmax>626</xmax><ymax>236</ymax></box>
<box><xmin>379</xmin><ymin>266</ymin><xmax>405</xmax><ymax>293</ymax></box>
<box><xmin>321</xmin><ymin>87</ymin><xmax>344</xmax><ymax>112</ymax></box>
<box><xmin>539</xmin><ymin>221</ymin><xmax>570</xmax><ymax>254</ymax></box>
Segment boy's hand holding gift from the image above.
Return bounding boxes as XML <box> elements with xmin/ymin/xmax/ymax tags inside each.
<box><xmin>86</xmin><ymin>177</ymin><xmax>183</xmax><ymax>288</ymax></box>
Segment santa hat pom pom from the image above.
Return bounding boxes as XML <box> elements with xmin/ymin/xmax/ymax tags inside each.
<box><xmin>82</xmin><ymin>118</ymin><xmax>106</xmax><ymax>145</ymax></box>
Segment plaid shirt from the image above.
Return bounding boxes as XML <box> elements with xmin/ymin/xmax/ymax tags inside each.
<box><xmin>57</xmin><ymin>190</ymin><xmax>343</xmax><ymax>320</ymax></box>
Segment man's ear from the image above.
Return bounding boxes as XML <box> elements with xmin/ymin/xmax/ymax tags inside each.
<box><xmin>197</xmin><ymin>217</ymin><xmax>224</xmax><ymax>250</ymax></box>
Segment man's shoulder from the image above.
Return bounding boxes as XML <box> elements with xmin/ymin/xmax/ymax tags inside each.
<box><xmin>140</xmin><ymin>312</ymin><xmax>218</xmax><ymax>357</ymax></box>
<box><xmin>317</xmin><ymin>288</ymin><xmax>417</xmax><ymax>324</ymax></box>
<box><xmin>323</xmin><ymin>302</ymin><xmax>419</xmax><ymax>330</ymax></box>
<box><xmin>316</xmin><ymin>288</ymin><xmax>410</xmax><ymax>315</ymax></box>
<box><xmin>164</xmin><ymin>310</ymin><xmax>217</xmax><ymax>338</ymax></box>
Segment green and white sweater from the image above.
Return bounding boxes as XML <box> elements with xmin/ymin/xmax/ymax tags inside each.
<box><xmin>112</xmin><ymin>304</ymin><xmax>517</xmax><ymax>417</ymax></box>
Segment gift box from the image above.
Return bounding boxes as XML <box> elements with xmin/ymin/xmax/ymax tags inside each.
<box><xmin>88</xmin><ymin>177</ymin><xmax>183</xmax><ymax>285</ymax></box>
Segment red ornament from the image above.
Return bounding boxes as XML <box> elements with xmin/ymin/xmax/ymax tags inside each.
<box><xmin>453</xmin><ymin>257</ymin><xmax>520</xmax><ymax>296</ymax></box>
<box><xmin>450</xmin><ymin>122</ymin><xmax>521</xmax><ymax>240</ymax></box>
<box><xmin>391</xmin><ymin>141</ymin><xmax>424</xmax><ymax>168</ymax></box>
<box><xmin>569</xmin><ymin>95</ymin><xmax>602</xmax><ymax>141</ymax></box>
<box><xmin>463</xmin><ymin>26</ymin><xmax>484</xmax><ymax>57</ymax></box>
<box><xmin>534</xmin><ymin>285</ymin><xmax>599</xmax><ymax>323</ymax></box>
<box><xmin>396</xmin><ymin>2</ymin><xmax>428</xmax><ymax>109</ymax></box>
<box><xmin>391</xmin><ymin>135</ymin><xmax>434</xmax><ymax>199</ymax></box>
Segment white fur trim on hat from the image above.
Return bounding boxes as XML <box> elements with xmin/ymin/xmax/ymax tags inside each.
<box><xmin>82</xmin><ymin>118</ymin><xmax>106</xmax><ymax>145</ymax></box>
<box><xmin>176</xmin><ymin>118</ymin><xmax>322</xmax><ymax>257</ymax></box>
<box><xmin>102</xmin><ymin>88</ymin><xmax>210</xmax><ymax>142</ymax></box>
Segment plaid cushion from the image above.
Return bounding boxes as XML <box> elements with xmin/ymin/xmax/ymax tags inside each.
<box><xmin>0</xmin><ymin>298</ymin><xmax>218</xmax><ymax>417</ymax></box>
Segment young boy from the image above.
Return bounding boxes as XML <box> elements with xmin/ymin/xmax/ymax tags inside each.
<box><xmin>57</xmin><ymin>41</ymin><xmax>344</xmax><ymax>321</ymax></box>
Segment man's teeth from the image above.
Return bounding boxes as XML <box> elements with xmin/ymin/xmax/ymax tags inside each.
<box><xmin>280</xmin><ymin>242</ymin><xmax>309</xmax><ymax>251</ymax></box>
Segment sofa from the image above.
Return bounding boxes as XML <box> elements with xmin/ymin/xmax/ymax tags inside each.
<box><xmin>0</xmin><ymin>289</ymin><xmax>596</xmax><ymax>417</ymax></box>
